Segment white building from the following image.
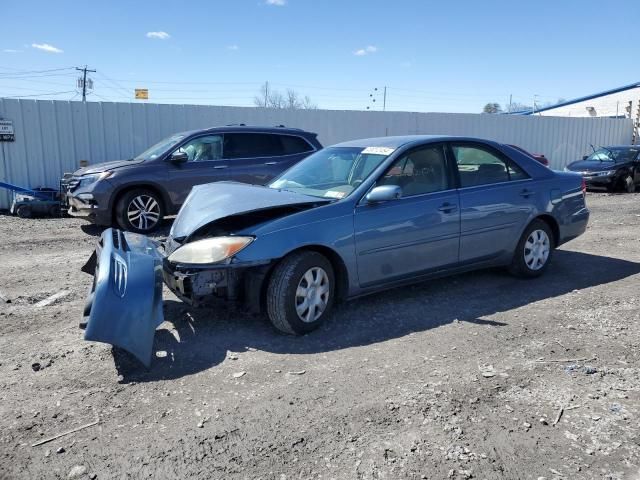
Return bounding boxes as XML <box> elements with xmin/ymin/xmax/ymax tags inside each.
<box><xmin>533</xmin><ymin>81</ymin><xmax>640</xmax><ymax>119</ymax></box>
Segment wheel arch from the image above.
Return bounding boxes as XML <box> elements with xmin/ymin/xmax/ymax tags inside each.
<box><xmin>534</xmin><ymin>214</ymin><xmax>560</xmax><ymax>246</ymax></box>
<box><xmin>260</xmin><ymin>244</ymin><xmax>350</xmax><ymax>308</ymax></box>
<box><xmin>110</xmin><ymin>183</ymin><xmax>170</xmax><ymax>224</ymax></box>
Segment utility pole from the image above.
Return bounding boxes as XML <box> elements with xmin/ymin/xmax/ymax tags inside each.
<box><xmin>75</xmin><ymin>66</ymin><xmax>96</xmax><ymax>102</ymax></box>
<box><xmin>508</xmin><ymin>94</ymin><xmax>513</xmax><ymax>113</ymax></box>
<box><xmin>382</xmin><ymin>86</ymin><xmax>387</xmax><ymax>112</ymax></box>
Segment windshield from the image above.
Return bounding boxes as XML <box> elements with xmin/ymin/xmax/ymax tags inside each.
<box><xmin>134</xmin><ymin>134</ymin><xmax>185</xmax><ymax>161</ymax></box>
<box><xmin>586</xmin><ymin>147</ymin><xmax>638</xmax><ymax>163</ymax></box>
<box><xmin>269</xmin><ymin>146</ymin><xmax>393</xmax><ymax>199</ymax></box>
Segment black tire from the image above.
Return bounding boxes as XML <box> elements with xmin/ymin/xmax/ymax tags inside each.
<box><xmin>508</xmin><ymin>219</ymin><xmax>555</xmax><ymax>278</ymax></box>
<box><xmin>49</xmin><ymin>204</ymin><xmax>61</xmax><ymax>217</ymax></box>
<box><xmin>266</xmin><ymin>251</ymin><xmax>335</xmax><ymax>335</ymax></box>
<box><xmin>16</xmin><ymin>205</ymin><xmax>32</xmax><ymax>219</ymax></box>
<box><xmin>622</xmin><ymin>174</ymin><xmax>636</xmax><ymax>193</ymax></box>
<box><xmin>115</xmin><ymin>188</ymin><xmax>164</xmax><ymax>233</ymax></box>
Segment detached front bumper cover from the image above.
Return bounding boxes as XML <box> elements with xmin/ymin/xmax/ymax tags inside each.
<box><xmin>83</xmin><ymin>228</ymin><xmax>164</xmax><ymax>367</ymax></box>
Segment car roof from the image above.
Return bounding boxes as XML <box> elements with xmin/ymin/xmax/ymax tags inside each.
<box><xmin>333</xmin><ymin>135</ymin><xmax>496</xmax><ymax>149</ymax></box>
<box><xmin>602</xmin><ymin>145</ymin><xmax>639</xmax><ymax>149</ymax></box>
<box><xmin>178</xmin><ymin>125</ymin><xmax>317</xmax><ymax>137</ymax></box>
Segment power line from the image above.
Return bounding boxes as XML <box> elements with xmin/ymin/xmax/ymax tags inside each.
<box><xmin>3</xmin><ymin>90</ymin><xmax>77</xmax><ymax>98</ymax></box>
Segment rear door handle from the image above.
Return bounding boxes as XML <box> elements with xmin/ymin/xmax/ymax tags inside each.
<box><xmin>519</xmin><ymin>189</ymin><xmax>535</xmax><ymax>197</ymax></box>
<box><xmin>213</xmin><ymin>165</ymin><xmax>228</xmax><ymax>169</ymax></box>
<box><xmin>437</xmin><ymin>203</ymin><xmax>458</xmax><ymax>213</ymax></box>
<box><xmin>264</xmin><ymin>161</ymin><xmax>277</xmax><ymax>165</ymax></box>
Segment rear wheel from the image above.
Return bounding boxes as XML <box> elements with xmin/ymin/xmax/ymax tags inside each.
<box><xmin>509</xmin><ymin>219</ymin><xmax>555</xmax><ymax>278</ymax></box>
<box><xmin>266</xmin><ymin>251</ymin><xmax>335</xmax><ymax>335</ymax></box>
<box><xmin>115</xmin><ymin>189</ymin><xmax>164</xmax><ymax>233</ymax></box>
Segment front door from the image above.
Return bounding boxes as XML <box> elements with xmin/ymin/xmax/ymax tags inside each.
<box><xmin>354</xmin><ymin>143</ymin><xmax>460</xmax><ymax>287</ymax></box>
<box><xmin>166</xmin><ymin>134</ymin><xmax>228</xmax><ymax>206</ymax></box>
<box><xmin>450</xmin><ymin>142</ymin><xmax>535</xmax><ymax>263</ymax></box>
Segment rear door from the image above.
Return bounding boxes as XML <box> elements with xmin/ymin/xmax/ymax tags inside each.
<box><xmin>165</xmin><ymin>134</ymin><xmax>227</xmax><ymax>206</ymax></box>
<box><xmin>354</xmin><ymin>143</ymin><xmax>460</xmax><ymax>287</ymax></box>
<box><xmin>223</xmin><ymin>133</ymin><xmax>287</xmax><ymax>185</ymax></box>
<box><xmin>450</xmin><ymin>142</ymin><xmax>535</xmax><ymax>263</ymax></box>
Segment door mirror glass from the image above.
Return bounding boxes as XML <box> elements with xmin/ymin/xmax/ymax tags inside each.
<box><xmin>366</xmin><ymin>185</ymin><xmax>402</xmax><ymax>203</ymax></box>
<box><xmin>170</xmin><ymin>151</ymin><xmax>189</xmax><ymax>163</ymax></box>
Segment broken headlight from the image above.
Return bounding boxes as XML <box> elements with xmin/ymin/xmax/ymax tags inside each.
<box><xmin>167</xmin><ymin>236</ymin><xmax>254</xmax><ymax>264</ymax></box>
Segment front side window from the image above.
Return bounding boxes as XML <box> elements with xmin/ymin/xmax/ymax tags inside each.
<box><xmin>378</xmin><ymin>144</ymin><xmax>450</xmax><ymax>196</ymax></box>
<box><xmin>453</xmin><ymin>144</ymin><xmax>528</xmax><ymax>187</ymax></box>
<box><xmin>135</xmin><ymin>134</ymin><xmax>185</xmax><ymax>161</ymax></box>
<box><xmin>224</xmin><ymin>133</ymin><xmax>283</xmax><ymax>159</ymax></box>
<box><xmin>269</xmin><ymin>146</ymin><xmax>392</xmax><ymax>199</ymax></box>
<box><xmin>175</xmin><ymin>135</ymin><xmax>223</xmax><ymax>162</ymax></box>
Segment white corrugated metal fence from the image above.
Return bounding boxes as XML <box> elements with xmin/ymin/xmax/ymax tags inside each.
<box><xmin>0</xmin><ymin>98</ymin><xmax>633</xmax><ymax>209</ymax></box>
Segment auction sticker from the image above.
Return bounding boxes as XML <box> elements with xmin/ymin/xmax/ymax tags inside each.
<box><xmin>362</xmin><ymin>146</ymin><xmax>395</xmax><ymax>155</ymax></box>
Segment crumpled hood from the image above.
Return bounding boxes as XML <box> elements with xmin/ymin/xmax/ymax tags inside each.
<box><xmin>74</xmin><ymin>158</ymin><xmax>144</xmax><ymax>175</ymax></box>
<box><xmin>170</xmin><ymin>182</ymin><xmax>329</xmax><ymax>239</ymax></box>
<box><xmin>566</xmin><ymin>160</ymin><xmax>619</xmax><ymax>172</ymax></box>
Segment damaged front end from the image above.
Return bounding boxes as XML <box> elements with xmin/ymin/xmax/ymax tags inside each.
<box><xmin>82</xmin><ymin>228</ymin><xmax>164</xmax><ymax>367</ymax></box>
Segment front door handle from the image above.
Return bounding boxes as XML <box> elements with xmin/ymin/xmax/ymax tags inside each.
<box><xmin>519</xmin><ymin>188</ymin><xmax>535</xmax><ymax>197</ymax></box>
<box><xmin>264</xmin><ymin>161</ymin><xmax>277</xmax><ymax>165</ymax></box>
<box><xmin>437</xmin><ymin>202</ymin><xmax>458</xmax><ymax>213</ymax></box>
<box><xmin>213</xmin><ymin>165</ymin><xmax>228</xmax><ymax>169</ymax></box>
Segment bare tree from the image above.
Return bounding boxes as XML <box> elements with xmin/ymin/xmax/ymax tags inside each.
<box><xmin>254</xmin><ymin>82</ymin><xmax>317</xmax><ymax>109</ymax></box>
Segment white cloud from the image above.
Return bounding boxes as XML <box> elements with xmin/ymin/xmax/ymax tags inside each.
<box><xmin>31</xmin><ymin>43</ymin><xmax>63</xmax><ymax>53</ymax></box>
<box><xmin>146</xmin><ymin>31</ymin><xmax>171</xmax><ymax>40</ymax></box>
<box><xmin>354</xmin><ymin>45</ymin><xmax>377</xmax><ymax>56</ymax></box>
<box><xmin>266</xmin><ymin>0</ymin><xmax>286</xmax><ymax>5</ymax></box>
<box><xmin>2</xmin><ymin>49</ymin><xmax>20</xmax><ymax>54</ymax></box>
<box><xmin>227</xmin><ymin>45</ymin><xmax>239</xmax><ymax>51</ymax></box>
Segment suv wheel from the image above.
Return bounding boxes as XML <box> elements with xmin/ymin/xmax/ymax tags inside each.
<box><xmin>508</xmin><ymin>219</ymin><xmax>555</xmax><ymax>278</ymax></box>
<box><xmin>116</xmin><ymin>189</ymin><xmax>164</xmax><ymax>233</ymax></box>
<box><xmin>266</xmin><ymin>251</ymin><xmax>335</xmax><ymax>335</ymax></box>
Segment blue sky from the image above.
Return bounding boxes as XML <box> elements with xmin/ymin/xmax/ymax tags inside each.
<box><xmin>1</xmin><ymin>0</ymin><xmax>637</xmax><ymax>113</ymax></box>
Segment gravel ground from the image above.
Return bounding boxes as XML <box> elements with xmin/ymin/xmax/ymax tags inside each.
<box><xmin>1</xmin><ymin>192</ymin><xmax>640</xmax><ymax>480</ymax></box>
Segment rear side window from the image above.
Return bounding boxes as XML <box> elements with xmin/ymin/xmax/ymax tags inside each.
<box><xmin>452</xmin><ymin>144</ymin><xmax>528</xmax><ymax>187</ymax></box>
<box><xmin>279</xmin><ymin>135</ymin><xmax>314</xmax><ymax>155</ymax></box>
<box><xmin>223</xmin><ymin>133</ymin><xmax>284</xmax><ymax>159</ymax></box>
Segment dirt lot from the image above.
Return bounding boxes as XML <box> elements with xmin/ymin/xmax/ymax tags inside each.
<box><xmin>1</xmin><ymin>192</ymin><xmax>640</xmax><ymax>480</ymax></box>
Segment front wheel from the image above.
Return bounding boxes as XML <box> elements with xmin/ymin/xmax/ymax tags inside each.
<box><xmin>115</xmin><ymin>189</ymin><xmax>164</xmax><ymax>233</ymax></box>
<box><xmin>266</xmin><ymin>251</ymin><xmax>335</xmax><ymax>335</ymax></box>
<box><xmin>509</xmin><ymin>219</ymin><xmax>555</xmax><ymax>278</ymax></box>
<box><xmin>622</xmin><ymin>174</ymin><xmax>636</xmax><ymax>193</ymax></box>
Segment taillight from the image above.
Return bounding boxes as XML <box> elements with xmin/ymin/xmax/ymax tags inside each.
<box><xmin>581</xmin><ymin>178</ymin><xmax>587</xmax><ymax>196</ymax></box>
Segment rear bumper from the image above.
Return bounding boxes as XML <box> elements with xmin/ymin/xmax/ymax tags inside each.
<box><xmin>559</xmin><ymin>207</ymin><xmax>590</xmax><ymax>245</ymax></box>
<box><xmin>83</xmin><ymin>228</ymin><xmax>164</xmax><ymax>367</ymax></box>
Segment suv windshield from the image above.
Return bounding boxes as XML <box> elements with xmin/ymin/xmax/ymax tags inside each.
<box><xmin>587</xmin><ymin>147</ymin><xmax>638</xmax><ymax>163</ymax></box>
<box><xmin>269</xmin><ymin>146</ymin><xmax>392</xmax><ymax>199</ymax></box>
<box><xmin>134</xmin><ymin>134</ymin><xmax>185</xmax><ymax>161</ymax></box>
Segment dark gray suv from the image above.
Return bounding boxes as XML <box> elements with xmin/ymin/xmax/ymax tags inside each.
<box><xmin>64</xmin><ymin>125</ymin><xmax>322</xmax><ymax>232</ymax></box>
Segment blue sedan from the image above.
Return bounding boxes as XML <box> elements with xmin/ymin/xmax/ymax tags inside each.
<box><xmin>83</xmin><ymin>135</ymin><xmax>589</xmax><ymax>365</ymax></box>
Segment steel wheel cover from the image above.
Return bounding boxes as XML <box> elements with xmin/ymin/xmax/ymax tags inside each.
<box><xmin>523</xmin><ymin>229</ymin><xmax>550</xmax><ymax>271</ymax></box>
<box><xmin>127</xmin><ymin>195</ymin><xmax>160</xmax><ymax>231</ymax></box>
<box><xmin>295</xmin><ymin>267</ymin><xmax>330</xmax><ymax>323</ymax></box>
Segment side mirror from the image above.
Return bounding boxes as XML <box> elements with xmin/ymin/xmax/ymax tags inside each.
<box><xmin>582</xmin><ymin>155</ymin><xmax>588</xmax><ymax>160</ymax></box>
<box><xmin>170</xmin><ymin>151</ymin><xmax>188</xmax><ymax>163</ymax></box>
<box><xmin>366</xmin><ymin>185</ymin><xmax>402</xmax><ymax>203</ymax></box>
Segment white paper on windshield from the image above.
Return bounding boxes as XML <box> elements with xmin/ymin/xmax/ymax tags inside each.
<box><xmin>362</xmin><ymin>146</ymin><xmax>395</xmax><ymax>156</ymax></box>
<box><xmin>324</xmin><ymin>190</ymin><xmax>347</xmax><ymax>199</ymax></box>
